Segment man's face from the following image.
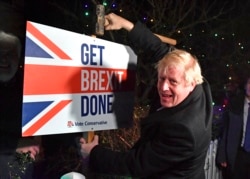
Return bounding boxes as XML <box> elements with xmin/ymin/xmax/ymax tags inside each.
<box><xmin>157</xmin><ymin>65</ymin><xmax>195</xmax><ymax>108</ymax></box>
<box><xmin>0</xmin><ymin>41</ymin><xmax>19</xmax><ymax>82</ymax></box>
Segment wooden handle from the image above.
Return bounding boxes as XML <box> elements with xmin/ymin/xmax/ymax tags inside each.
<box><xmin>87</xmin><ymin>131</ymin><xmax>95</xmax><ymax>143</ymax></box>
<box><xmin>154</xmin><ymin>33</ymin><xmax>177</xmax><ymax>45</ymax></box>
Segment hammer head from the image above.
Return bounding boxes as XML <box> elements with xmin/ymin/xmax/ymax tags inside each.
<box><xmin>95</xmin><ymin>4</ymin><xmax>105</xmax><ymax>36</ymax></box>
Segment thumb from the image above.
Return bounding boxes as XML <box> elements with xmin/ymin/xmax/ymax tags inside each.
<box><xmin>104</xmin><ymin>18</ymin><xmax>109</xmax><ymax>26</ymax></box>
<box><xmin>79</xmin><ymin>137</ymin><xmax>86</xmax><ymax>144</ymax></box>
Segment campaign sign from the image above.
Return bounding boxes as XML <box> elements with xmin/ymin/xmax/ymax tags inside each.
<box><xmin>22</xmin><ymin>21</ymin><xmax>137</xmax><ymax>136</ymax></box>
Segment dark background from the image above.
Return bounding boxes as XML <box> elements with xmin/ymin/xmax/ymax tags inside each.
<box><xmin>0</xmin><ymin>0</ymin><xmax>249</xmax><ymax>178</ymax></box>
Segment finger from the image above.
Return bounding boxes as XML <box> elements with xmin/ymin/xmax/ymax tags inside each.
<box><xmin>24</xmin><ymin>147</ymin><xmax>38</xmax><ymax>160</ymax></box>
<box><xmin>16</xmin><ymin>147</ymin><xmax>29</xmax><ymax>154</ymax></box>
<box><xmin>29</xmin><ymin>153</ymin><xmax>36</xmax><ymax>160</ymax></box>
<box><xmin>93</xmin><ymin>135</ymin><xmax>99</xmax><ymax>144</ymax></box>
<box><xmin>33</xmin><ymin>146</ymin><xmax>40</xmax><ymax>154</ymax></box>
<box><xmin>31</xmin><ymin>145</ymin><xmax>40</xmax><ymax>154</ymax></box>
<box><xmin>79</xmin><ymin>137</ymin><xmax>86</xmax><ymax>144</ymax></box>
<box><xmin>104</xmin><ymin>18</ymin><xmax>109</xmax><ymax>26</ymax></box>
<box><xmin>28</xmin><ymin>147</ymin><xmax>39</xmax><ymax>157</ymax></box>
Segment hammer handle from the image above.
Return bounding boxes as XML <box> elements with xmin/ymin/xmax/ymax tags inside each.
<box><xmin>154</xmin><ymin>33</ymin><xmax>177</xmax><ymax>45</ymax></box>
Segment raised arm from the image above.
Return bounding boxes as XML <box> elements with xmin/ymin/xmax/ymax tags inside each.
<box><xmin>104</xmin><ymin>13</ymin><xmax>170</xmax><ymax>63</ymax></box>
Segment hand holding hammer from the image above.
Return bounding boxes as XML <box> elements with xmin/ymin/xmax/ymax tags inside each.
<box><xmin>95</xmin><ymin>5</ymin><xmax>177</xmax><ymax>45</ymax></box>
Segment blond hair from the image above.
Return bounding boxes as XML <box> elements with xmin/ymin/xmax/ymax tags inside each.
<box><xmin>156</xmin><ymin>49</ymin><xmax>203</xmax><ymax>85</ymax></box>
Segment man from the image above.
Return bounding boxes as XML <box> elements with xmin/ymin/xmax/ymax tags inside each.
<box><xmin>79</xmin><ymin>13</ymin><xmax>213</xmax><ymax>179</ymax></box>
<box><xmin>0</xmin><ymin>30</ymin><xmax>40</xmax><ymax>178</ymax></box>
<box><xmin>217</xmin><ymin>75</ymin><xmax>250</xmax><ymax>179</ymax></box>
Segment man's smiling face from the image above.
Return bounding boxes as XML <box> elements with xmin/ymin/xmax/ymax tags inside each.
<box><xmin>157</xmin><ymin>65</ymin><xmax>195</xmax><ymax>108</ymax></box>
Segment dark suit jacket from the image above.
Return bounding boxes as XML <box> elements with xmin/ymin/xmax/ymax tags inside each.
<box><xmin>216</xmin><ymin>92</ymin><xmax>245</xmax><ymax>170</ymax></box>
<box><xmin>0</xmin><ymin>70</ymin><xmax>23</xmax><ymax>154</ymax></box>
<box><xmin>88</xmin><ymin>22</ymin><xmax>213</xmax><ymax>179</ymax></box>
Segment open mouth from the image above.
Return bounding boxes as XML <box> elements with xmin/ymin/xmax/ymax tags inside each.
<box><xmin>162</xmin><ymin>94</ymin><xmax>172</xmax><ymax>98</ymax></box>
<box><xmin>160</xmin><ymin>94</ymin><xmax>173</xmax><ymax>104</ymax></box>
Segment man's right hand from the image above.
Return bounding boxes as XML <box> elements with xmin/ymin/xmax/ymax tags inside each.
<box><xmin>104</xmin><ymin>13</ymin><xmax>134</xmax><ymax>32</ymax></box>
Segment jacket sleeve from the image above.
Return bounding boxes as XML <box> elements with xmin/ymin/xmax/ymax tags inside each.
<box><xmin>88</xmin><ymin>122</ymin><xmax>195</xmax><ymax>177</ymax></box>
<box><xmin>127</xmin><ymin>21</ymin><xmax>170</xmax><ymax>63</ymax></box>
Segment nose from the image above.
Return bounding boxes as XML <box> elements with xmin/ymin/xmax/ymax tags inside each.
<box><xmin>160</xmin><ymin>80</ymin><xmax>169</xmax><ymax>91</ymax></box>
<box><xmin>0</xmin><ymin>54</ymin><xmax>7</xmax><ymax>63</ymax></box>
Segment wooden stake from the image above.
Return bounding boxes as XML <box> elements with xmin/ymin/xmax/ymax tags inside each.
<box><xmin>87</xmin><ymin>131</ymin><xmax>95</xmax><ymax>142</ymax></box>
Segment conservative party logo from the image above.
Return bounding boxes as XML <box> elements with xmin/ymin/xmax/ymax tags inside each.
<box><xmin>67</xmin><ymin>121</ymin><xmax>74</xmax><ymax>128</ymax></box>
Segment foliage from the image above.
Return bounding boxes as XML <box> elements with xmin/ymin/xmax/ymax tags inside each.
<box><xmin>8</xmin><ymin>152</ymin><xmax>34</xmax><ymax>179</ymax></box>
<box><xmin>96</xmin><ymin>105</ymin><xmax>150</xmax><ymax>151</ymax></box>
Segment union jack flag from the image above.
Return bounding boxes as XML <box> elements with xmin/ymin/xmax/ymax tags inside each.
<box><xmin>22</xmin><ymin>21</ymin><xmax>137</xmax><ymax>137</ymax></box>
<box><xmin>22</xmin><ymin>21</ymin><xmax>74</xmax><ymax>136</ymax></box>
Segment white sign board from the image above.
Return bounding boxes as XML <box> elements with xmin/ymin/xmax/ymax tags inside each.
<box><xmin>22</xmin><ymin>21</ymin><xmax>137</xmax><ymax>136</ymax></box>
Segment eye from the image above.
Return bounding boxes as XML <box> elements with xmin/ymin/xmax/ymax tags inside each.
<box><xmin>158</xmin><ymin>77</ymin><xmax>165</xmax><ymax>82</ymax></box>
<box><xmin>169</xmin><ymin>79</ymin><xmax>178</xmax><ymax>85</ymax></box>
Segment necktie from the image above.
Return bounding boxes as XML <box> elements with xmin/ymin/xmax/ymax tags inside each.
<box><xmin>243</xmin><ymin>103</ymin><xmax>250</xmax><ymax>152</ymax></box>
